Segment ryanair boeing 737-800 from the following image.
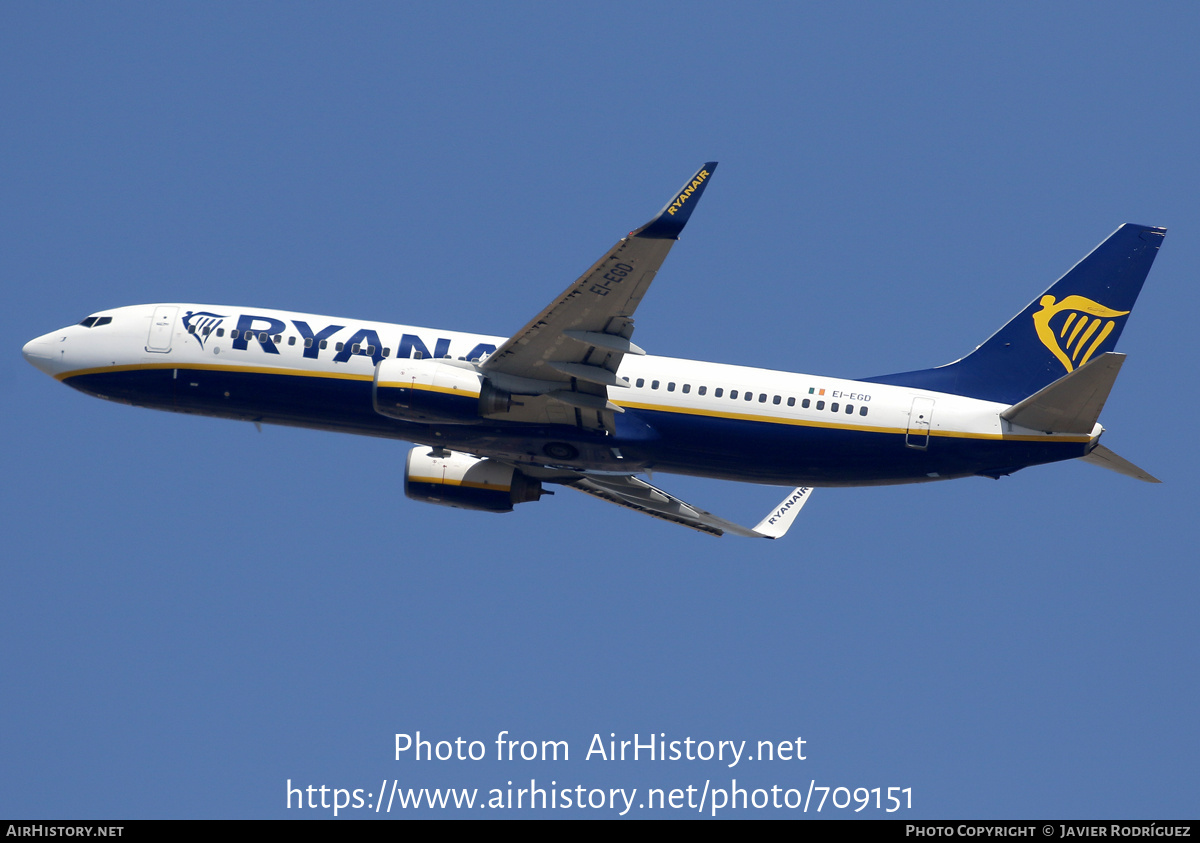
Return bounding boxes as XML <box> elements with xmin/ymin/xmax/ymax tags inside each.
<box><xmin>22</xmin><ymin>163</ymin><xmax>1165</xmax><ymax>537</ymax></box>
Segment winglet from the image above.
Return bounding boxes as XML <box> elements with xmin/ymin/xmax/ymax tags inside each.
<box><xmin>635</xmin><ymin>162</ymin><xmax>718</xmax><ymax>240</ymax></box>
<box><xmin>752</xmin><ymin>487</ymin><xmax>813</xmax><ymax>539</ymax></box>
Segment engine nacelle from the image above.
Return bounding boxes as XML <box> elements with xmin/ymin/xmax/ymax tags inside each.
<box><xmin>404</xmin><ymin>448</ymin><xmax>546</xmax><ymax>512</ymax></box>
<box><xmin>374</xmin><ymin>357</ymin><xmax>491</xmax><ymax>423</ymax></box>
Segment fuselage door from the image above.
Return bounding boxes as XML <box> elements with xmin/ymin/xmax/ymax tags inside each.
<box><xmin>145</xmin><ymin>306</ymin><xmax>178</xmax><ymax>353</ymax></box>
<box><xmin>906</xmin><ymin>396</ymin><xmax>935</xmax><ymax>449</ymax></box>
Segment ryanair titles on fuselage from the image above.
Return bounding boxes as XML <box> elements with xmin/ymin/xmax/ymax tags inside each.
<box><xmin>186</xmin><ymin>310</ymin><xmax>498</xmax><ymax>367</ymax></box>
<box><xmin>665</xmin><ymin>169</ymin><xmax>710</xmax><ymax>217</ymax></box>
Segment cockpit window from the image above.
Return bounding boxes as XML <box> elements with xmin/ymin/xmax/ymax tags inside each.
<box><xmin>77</xmin><ymin>316</ymin><xmax>112</xmax><ymax>328</ymax></box>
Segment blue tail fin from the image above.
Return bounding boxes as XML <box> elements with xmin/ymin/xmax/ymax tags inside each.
<box><xmin>863</xmin><ymin>224</ymin><xmax>1166</xmax><ymax>404</ymax></box>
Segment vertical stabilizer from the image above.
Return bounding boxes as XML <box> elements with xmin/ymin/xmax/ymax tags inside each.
<box><xmin>865</xmin><ymin>225</ymin><xmax>1165</xmax><ymax>404</ymax></box>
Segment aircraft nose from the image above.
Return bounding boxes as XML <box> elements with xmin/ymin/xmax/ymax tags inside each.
<box><xmin>22</xmin><ymin>331</ymin><xmax>65</xmax><ymax>377</ymax></box>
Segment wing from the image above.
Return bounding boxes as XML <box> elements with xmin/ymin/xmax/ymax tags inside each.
<box><xmin>479</xmin><ymin>162</ymin><xmax>717</xmax><ymax>433</ymax></box>
<box><xmin>522</xmin><ymin>468</ymin><xmax>812</xmax><ymax>538</ymax></box>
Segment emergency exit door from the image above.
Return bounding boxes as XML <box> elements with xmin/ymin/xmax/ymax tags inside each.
<box><xmin>145</xmin><ymin>306</ymin><xmax>178</xmax><ymax>353</ymax></box>
<box><xmin>906</xmin><ymin>397</ymin><xmax>935</xmax><ymax>449</ymax></box>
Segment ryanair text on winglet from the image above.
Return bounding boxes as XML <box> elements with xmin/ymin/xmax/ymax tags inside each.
<box><xmin>767</xmin><ymin>488</ymin><xmax>809</xmax><ymax>526</ymax></box>
<box><xmin>665</xmin><ymin>170</ymin><xmax>710</xmax><ymax>216</ymax></box>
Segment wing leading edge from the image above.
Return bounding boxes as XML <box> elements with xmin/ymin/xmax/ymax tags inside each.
<box><xmin>471</xmin><ymin>163</ymin><xmax>816</xmax><ymax>537</ymax></box>
<box><xmin>467</xmin><ymin>163</ymin><xmax>818</xmax><ymax>537</ymax></box>
<box><xmin>479</xmin><ymin>163</ymin><xmax>718</xmax><ymax>433</ymax></box>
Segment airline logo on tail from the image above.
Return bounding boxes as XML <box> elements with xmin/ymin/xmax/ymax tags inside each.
<box><xmin>1033</xmin><ymin>295</ymin><xmax>1129</xmax><ymax>373</ymax></box>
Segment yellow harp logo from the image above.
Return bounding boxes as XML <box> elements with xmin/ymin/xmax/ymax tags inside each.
<box><xmin>1032</xmin><ymin>295</ymin><xmax>1129</xmax><ymax>373</ymax></box>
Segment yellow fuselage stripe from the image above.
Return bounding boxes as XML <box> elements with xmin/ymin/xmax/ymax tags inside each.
<box><xmin>610</xmin><ymin>400</ymin><xmax>1091</xmax><ymax>443</ymax></box>
<box><xmin>408</xmin><ymin>476</ymin><xmax>510</xmax><ymax>491</ymax></box>
<box><xmin>58</xmin><ymin>361</ymin><xmax>374</xmax><ymax>383</ymax></box>
<box><xmin>60</xmin><ymin>362</ymin><xmax>1091</xmax><ymax>444</ymax></box>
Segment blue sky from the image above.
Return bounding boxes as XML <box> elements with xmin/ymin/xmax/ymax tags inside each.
<box><xmin>4</xmin><ymin>2</ymin><xmax>1198</xmax><ymax>818</ymax></box>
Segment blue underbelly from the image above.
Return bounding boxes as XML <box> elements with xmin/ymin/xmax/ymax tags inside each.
<box><xmin>65</xmin><ymin>366</ymin><xmax>1087</xmax><ymax>487</ymax></box>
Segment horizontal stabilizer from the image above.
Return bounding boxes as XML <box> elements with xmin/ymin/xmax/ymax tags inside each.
<box><xmin>1000</xmin><ymin>352</ymin><xmax>1124</xmax><ymax>434</ymax></box>
<box><xmin>1079</xmin><ymin>444</ymin><xmax>1160</xmax><ymax>483</ymax></box>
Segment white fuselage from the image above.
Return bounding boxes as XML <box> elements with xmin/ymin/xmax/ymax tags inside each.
<box><xmin>23</xmin><ymin>303</ymin><xmax>1096</xmax><ymax>487</ymax></box>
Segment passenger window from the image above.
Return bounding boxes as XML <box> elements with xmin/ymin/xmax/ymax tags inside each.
<box><xmin>287</xmin><ymin>336</ymin><xmax>296</xmax><ymax>346</ymax></box>
<box><xmin>667</xmin><ymin>382</ymin><xmax>675</xmax><ymax>392</ymax></box>
<box><xmin>816</xmin><ymin>400</ymin><xmax>825</xmax><ymax>410</ymax></box>
<box><xmin>745</xmin><ymin>392</ymin><xmax>753</xmax><ymax>401</ymax></box>
<box><xmin>698</xmin><ymin>386</ymin><xmax>706</xmax><ymax>396</ymax></box>
<box><xmin>320</xmin><ymin>340</ymin><xmax>328</xmax><ymax>350</ymax></box>
<box><xmin>367</xmin><ymin>346</ymin><xmax>376</xmax><ymax>355</ymax></box>
<box><xmin>231</xmin><ymin>329</ymin><xmax>239</xmax><ymax>339</ymax></box>
<box><xmin>730</xmin><ymin>390</ymin><xmax>738</xmax><ymax>399</ymax></box>
<box><xmin>846</xmin><ymin>404</ymin><xmax>854</xmax><ymax>414</ymax></box>
<box><xmin>831</xmin><ymin>402</ymin><xmax>839</xmax><ymax>412</ymax></box>
<box><xmin>352</xmin><ymin>343</ymin><xmax>361</xmax><ymax>353</ymax></box>
<box><xmin>773</xmin><ymin>395</ymin><xmax>781</xmax><ymax>405</ymax></box>
<box><xmin>305</xmin><ymin>337</ymin><xmax>313</xmax><ymax>348</ymax></box>
<box><xmin>187</xmin><ymin>324</ymin><xmax>196</xmax><ymax>333</ymax></box>
<box><xmin>636</xmin><ymin>378</ymin><xmax>645</xmax><ymax>388</ymax></box>
<box><xmin>787</xmin><ymin>397</ymin><xmax>795</xmax><ymax>407</ymax></box>
<box><xmin>859</xmin><ymin>406</ymin><xmax>869</xmax><ymax>416</ymax></box>
<box><xmin>413</xmin><ymin>349</ymin><xmax>422</xmax><ymax>359</ymax></box>
<box><xmin>202</xmin><ymin>327</ymin><xmax>211</xmax><ymax>336</ymax></box>
<box><xmin>801</xmin><ymin>398</ymin><xmax>810</xmax><ymax>408</ymax></box>
<box><xmin>682</xmin><ymin>384</ymin><xmax>690</xmax><ymax>394</ymax></box>
<box><xmin>217</xmin><ymin>328</ymin><xmax>225</xmax><ymax>337</ymax></box>
<box><xmin>758</xmin><ymin>393</ymin><xmax>766</xmax><ymax>403</ymax></box>
<box><xmin>651</xmin><ymin>380</ymin><xmax>659</xmax><ymax>389</ymax></box>
<box><xmin>384</xmin><ymin>349</ymin><xmax>392</xmax><ymax>358</ymax></box>
<box><xmin>258</xmin><ymin>332</ymin><xmax>268</xmax><ymax>342</ymax></box>
<box><xmin>715</xmin><ymin>388</ymin><xmax>723</xmax><ymax>398</ymax></box>
<box><xmin>273</xmin><ymin>334</ymin><xmax>281</xmax><ymax>342</ymax></box>
<box><xmin>336</xmin><ymin>342</ymin><xmax>345</xmax><ymax>351</ymax></box>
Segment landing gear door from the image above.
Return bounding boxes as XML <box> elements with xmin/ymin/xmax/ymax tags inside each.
<box><xmin>146</xmin><ymin>306</ymin><xmax>178</xmax><ymax>353</ymax></box>
<box><xmin>906</xmin><ymin>397</ymin><xmax>935</xmax><ymax>449</ymax></box>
